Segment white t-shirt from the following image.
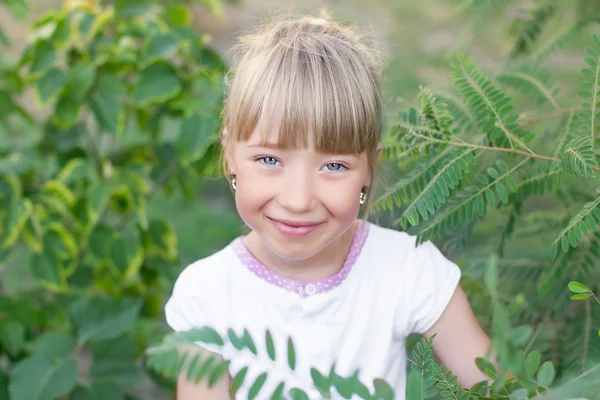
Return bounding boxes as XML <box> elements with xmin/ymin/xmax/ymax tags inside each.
<box><xmin>165</xmin><ymin>221</ymin><xmax>461</xmax><ymax>399</ymax></box>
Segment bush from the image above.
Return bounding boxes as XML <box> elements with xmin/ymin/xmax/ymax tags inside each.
<box><xmin>0</xmin><ymin>0</ymin><xmax>226</xmax><ymax>398</ymax></box>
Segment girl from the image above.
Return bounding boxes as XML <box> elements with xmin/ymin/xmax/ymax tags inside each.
<box><xmin>165</xmin><ymin>13</ymin><xmax>491</xmax><ymax>400</ymax></box>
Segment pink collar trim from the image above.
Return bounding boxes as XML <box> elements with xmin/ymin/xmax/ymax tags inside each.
<box><xmin>232</xmin><ymin>221</ymin><xmax>370</xmax><ymax>298</ymax></box>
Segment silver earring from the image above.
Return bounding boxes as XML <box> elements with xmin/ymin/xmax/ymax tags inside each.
<box><xmin>359</xmin><ymin>190</ymin><xmax>366</xmax><ymax>205</ymax></box>
<box><xmin>231</xmin><ymin>176</ymin><xmax>237</xmax><ymax>191</ymax></box>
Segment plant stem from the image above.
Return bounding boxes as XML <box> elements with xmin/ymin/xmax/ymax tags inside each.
<box><xmin>408</xmin><ymin>132</ymin><xmax>600</xmax><ymax>172</ymax></box>
<box><xmin>518</xmin><ymin>106</ymin><xmax>580</xmax><ymax>128</ymax></box>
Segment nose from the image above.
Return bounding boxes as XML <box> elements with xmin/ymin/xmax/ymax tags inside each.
<box><xmin>277</xmin><ymin>169</ymin><xmax>315</xmax><ymax>213</ymax></box>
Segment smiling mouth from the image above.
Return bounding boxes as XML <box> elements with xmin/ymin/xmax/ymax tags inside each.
<box><xmin>268</xmin><ymin>217</ymin><xmax>324</xmax><ymax>237</ymax></box>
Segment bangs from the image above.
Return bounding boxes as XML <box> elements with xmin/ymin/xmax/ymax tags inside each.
<box><xmin>226</xmin><ymin>33</ymin><xmax>381</xmax><ymax>155</ymax></box>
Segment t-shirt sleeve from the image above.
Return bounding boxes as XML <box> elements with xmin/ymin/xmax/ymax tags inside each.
<box><xmin>397</xmin><ymin>239</ymin><xmax>462</xmax><ymax>335</ymax></box>
<box><xmin>164</xmin><ymin>264</ymin><xmax>224</xmax><ymax>355</ymax></box>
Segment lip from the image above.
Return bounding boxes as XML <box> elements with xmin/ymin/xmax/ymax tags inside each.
<box><xmin>268</xmin><ymin>217</ymin><xmax>324</xmax><ymax>237</ymax></box>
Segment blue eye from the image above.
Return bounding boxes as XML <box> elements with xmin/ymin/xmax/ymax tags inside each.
<box><xmin>259</xmin><ymin>156</ymin><xmax>279</xmax><ymax>166</ymax></box>
<box><xmin>324</xmin><ymin>163</ymin><xmax>345</xmax><ymax>172</ymax></box>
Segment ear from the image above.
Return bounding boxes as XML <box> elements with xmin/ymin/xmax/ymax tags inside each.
<box><xmin>376</xmin><ymin>143</ymin><xmax>383</xmax><ymax>162</ymax></box>
<box><xmin>221</xmin><ymin>127</ymin><xmax>229</xmax><ymax>145</ymax></box>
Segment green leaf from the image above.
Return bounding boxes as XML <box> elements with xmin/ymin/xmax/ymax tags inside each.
<box><xmin>29</xmin><ymin>40</ymin><xmax>57</xmax><ymax>77</ymax></box>
<box><xmin>35</xmin><ymin>67</ymin><xmax>66</xmax><ymax>104</ymax></box>
<box><xmin>115</xmin><ymin>0</ymin><xmax>153</xmax><ymax>17</ymax></box>
<box><xmin>406</xmin><ymin>369</ymin><xmax>423</xmax><ymax>400</ymax></box>
<box><xmin>266</xmin><ymin>330</ymin><xmax>276</xmax><ymax>361</ymax></box>
<box><xmin>568</xmin><ymin>281</ymin><xmax>591</xmax><ymax>293</ymax></box>
<box><xmin>524</xmin><ymin>351</ymin><xmax>540</xmax><ymax>378</ymax></box>
<box><xmin>69</xmin><ymin>297</ymin><xmax>142</xmax><ymax>343</ymax></box>
<box><xmin>484</xmin><ymin>254</ymin><xmax>498</xmax><ymax>292</ymax></box>
<box><xmin>10</xmin><ymin>356</ymin><xmax>78</xmax><ymax>400</ymax></box>
<box><xmin>133</xmin><ymin>63</ymin><xmax>182</xmax><ymax>107</ymax></box>
<box><xmin>287</xmin><ymin>337</ymin><xmax>296</xmax><ymax>371</ymax></box>
<box><xmin>91</xmin><ymin>358</ymin><xmax>145</xmax><ymax>390</ymax></box>
<box><xmin>142</xmin><ymin>33</ymin><xmax>179</xmax><ymax>66</ymax></box>
<box><xmin>30</xmin><ymin>251</ymin><xmax>63</xmax><ymax>290</ymax></box>
<box><xmin>53</xmin><ymin>95</ymin><xmax>82</xmax><ymax>129</ymax></box>
<box><xmin>229</xmin><ymin>367</ymin><xmax>248</xmax><ymax>398</ymax></box>
<box><xmin>495</xmin><ymin>182</ymin><xmax>508</xmax><ymax>204</ymax></box>
<box><xmin>66</xmin><ymin>63</ymin><xmax>96</xmax><ymax>101</ymax></box>
<box><xmin>247</xmin><ymin>372</ymin><xmax>268</xmax><ymax>400</ymax></box>
<box><xmin>475</xmin><ymin>357</ymin><xmax>496</xmax><ymax>379</ymax></box>
<box><xmin>27</xmin><ymin>331</ymin><xmax>74</xmax><ymax>361</ymax></box>
<box><xmin>89</xmin><ymin>71</ymin><xmax>126</xmax><ymax>134</ymax></box>
<box><xmin>508</xmin><ymin>325</ymin><xmax>533</xmax><ymax>346</ymax></box>
<box><xmin>506</xmin><ymin>175</ymin><xmax>517</xmax><ymax>192</ymax></box>
<box><xmin>510</xmin><ymin>388</ymin><xmax>528</xmax><ymax>400</ymax></box>
<box><xmin>373</xmin><ymin>378</ymin><xmax>394</xmax><ymax>400</ymax></box>
<box><xmin>109</xmin><ymin>235</ymin><xmax>144</xmax><ymax>281</ymax></box>
<box><xmin>144</xmin><ymin>219</ymin><xmax>178</xmax><ymax>260</ymax></box>
<box><xmin>0</xmin><ymin>320</ymin><xmax>26</xmax><ymax>357</ymax></box>
<box><xmin>178</xmin><ymin>114</ymin><xmax>218</xmax><ymax>163</ymax></box>
<box><xmin>165</xmin><ymin>4</ymin><xmax>192</xmax><ymax>26</ymax></box>
<box><xmin>536</xmin><ymin>361</ymin><xmax>555</xmax><ymax>388</ymax></box>
<box><xmin>570</xmin><ymin>293</ymin><xmax>592</xmax><ymax>300</ymax></box>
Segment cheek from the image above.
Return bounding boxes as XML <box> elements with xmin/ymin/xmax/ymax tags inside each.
<box><xmin>233</xmin><ymin>170</ymin><xmax>273</xmax><ymax>214</ymax></box>
<box><xmin>319</xmin><ymin>182</ymin><xmax>362</xmax><ymax>217</ymax></box>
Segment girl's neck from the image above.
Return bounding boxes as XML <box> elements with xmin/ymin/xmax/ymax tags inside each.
<box><xmin>242</xmin><ymin>221</ymin><xmax>359</xmax><ymax>282</ymax></box>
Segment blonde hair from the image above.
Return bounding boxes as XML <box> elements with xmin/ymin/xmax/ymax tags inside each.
<box><xmin>221</xmin><ymin>12</ymin><xmax>385</xmax><ymax>208</ymax></box>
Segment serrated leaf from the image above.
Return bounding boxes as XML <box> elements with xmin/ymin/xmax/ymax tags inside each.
<box><xmin>109</xmin><ymin>235</ymin><xmax>144</xmax><ymax>281</ymax></box>
<box><xmin>133</xmin><ymin>63</ymin><xmax>181</xmax><ymax>107</ymax></box>
<box><xmin>0</xmin><ymin>320</ymin><xmax>26</xmax><ymax>357</ymax></box>
<box><xmin>27</xmin><ymin>331</ymin><xmax>74</xmax><ymax>361</ymax></box>
<box><xmin>69</xmin><ymin>297</ymin><xmax>142</xmax><ymax>343</ymax></box>
<box><xmin>89</xmin><ymin>72</ymin><xmax>126</xmax><ymax>134</ymax></box>
<box><xmin>10</xmin><ymin>356</ymin><xmax>78</xmax><ymax>400</ymax></box>
<box><xmin>36</xmin><ymin>67</ymin><xmax>66</xmax><ymax>103</ymax></box>
<box><xmin>142</xmin><ymin>33</ymin><xmax>178</xmax><ymax>66</ymax></box>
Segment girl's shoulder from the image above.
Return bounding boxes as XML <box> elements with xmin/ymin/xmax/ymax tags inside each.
<box><xmin>362</xmin><ymin>222</ymin><xmax>458</xmax><ymax>276</ymax></box>
<box><xmin>364</xmin><ymin>222</ymin><xmax>421</xmax><ymax>254</ymax></box>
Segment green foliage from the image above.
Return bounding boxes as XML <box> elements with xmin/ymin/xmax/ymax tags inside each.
<box><xmin>146</xmin><ymin>327</ymin><xmax>396</xmax><ymax>400</ymax></box>
<box><xmin>377</xmin><ymin>11</ymin><xmax>600</xmax><ymax>399</ymax></box>
<box><xmin>0</xmin><ymin>0</ymin><xmax>228</xmax><ymax>398</ymax></box>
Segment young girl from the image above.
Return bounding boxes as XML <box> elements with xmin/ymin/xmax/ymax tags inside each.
<box><xmin>165</xmin><ymin>13</ymin><xmax>491</xmax><ymax>400</ymax></box>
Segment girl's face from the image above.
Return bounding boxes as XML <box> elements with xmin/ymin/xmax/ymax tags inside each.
<box><xmin>226</xmin><ymin>125</ymin><xmax>372</xmax><ymax>262</ymax></box>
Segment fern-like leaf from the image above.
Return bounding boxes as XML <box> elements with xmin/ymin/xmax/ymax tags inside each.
<box><xmin>402</xmin><ymin>149</ymin><xmax>477</xmax><ymax>226</ymax></box>
<box><xmin>419</xmin><ymin>87</ymin><xmax>454</xmax><ymax>138</ymax></box>
<box><xmin>496</xmin><ymin>62</ymin><xmax>560</xmax><ymax>108</ymax></box>
<box><xmin>575</xmin><ymin>35</ymin><xmax>600</xmax><ymax>141</ymax></box>
<box><xmin>561</xmin><ymin>136</ymin><xmax>598</xmax><ymax>178</ymax></box>
<box><xmin>431</xmin><ymin>88</ymin><xmax>476</xmax><ymax>133</ymax></box>
<box><xmin>510</xmin><ymin>160</ymin><xmax>562</xmax><ymax>202</ymax></box>
<box><xmin>509</xmin><ymin>1</ymin><xmax>556</xmax><ymax>58</ymax></box>
<box><xmin>414</xmin><ymin>158</ymin><xmax>529</xmax><ymax>244</ymax></box>
<box><xmin>550</xmin><ymin>188</ymin><xmax>600</xmax><ymax>260</ymax></box>
<box><xmin>372</xmin><ymin>147</ymin><xmax>455</xmax><ymax>212</ymax></box>
<box><xmin>531</xmin><ymin>22</ymin><xmax>578</xmax><ymax>62</ymax></box>
<box><xmin>452</xmin><ymin>54</ymin><xmax>535</xmax><ymax>152</ymax></box>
